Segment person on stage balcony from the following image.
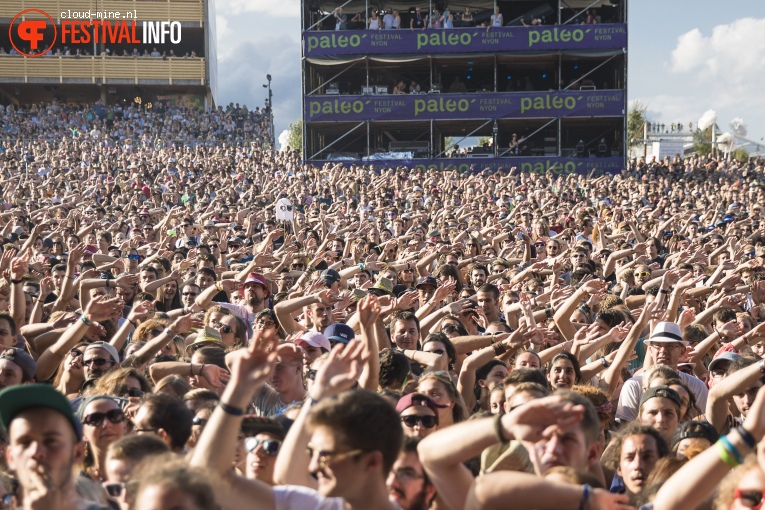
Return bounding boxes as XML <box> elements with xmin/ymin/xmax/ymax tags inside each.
<box><xmin>411</xmin><ymin>7</ymin><xmax>426</xmax><ymax>30</ymax></box>
<box><xmin>383</xmin><ymin>9</ymin><xmax>394</xmax><ymax>29</ymax></box>
<box><xmin>393</xmin><ymin>81</ymin><xmax>408</xmax><ymax>95</ymax></box>
<box><xmin>333</xmin><ymin>7</ymin><xmax>348</xmax><ymax>30</ymax></box>
<box><xmin>462</xmin><ymin>6</ymin><xmax>474</xmax><ymax>26</ymax></box>
<box><xmin>368</xmin><ymin>9</ymin><xmax>381</xmax><ymax>30</ymax></box>
<box><xmin>488</xmin><ymin>6</ymin><xmax>503</xmax><ymax>32</ymax></box>
<box><xmin>392</xmin><ymin>9</ymin><xmax>401</xmax><ymax>28</ymax></box>
<box><xmin>441</xmin><ymin>9</ymin><xmax>454</xmax><ymax>29</ymax></box>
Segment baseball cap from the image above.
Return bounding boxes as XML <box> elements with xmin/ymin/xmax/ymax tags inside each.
<box><xmin>275</xmin><ymin>343</ymin><xmax>304</xmax><ymax>365</ymax></box>
<box><xmin>321</xmin><ymin>269</ymin><xmax>342</xmax><ymax>285</ymax></box>
<box><xmin>671</xmin><ymin>420</ymin><xmax>719</xmax><ymax>450</ymax></box>
<box><xmin>185</xmin><ymin>326</ymin><xmax>226</xmax><ymax>355</ymax></box>
<box><xmin>645</xmin><ymin>322</ymin><xmax>688</xmax><ymax>346</ymax></box>
<box><xmin>415</xmin><ymin>276</ymin><xmax>438</xmax><ymax>289</ymax></box>
<box><xmin>324</xmin><ymin>323</ymin><xmax>355</xmax><ymax>344</ymax></box>
<box><xmin>295</xmin><ymin>331</ymin><xmax>331</xmax><ymax>351</ymax></box>
<box><xmin>639</xmin><ymin>385</ymin><xmax>682</xmax><ymax>410</ymax></box>
<box><xmin>241</xmin><ymin>415</ymin><xmax>288</xmax><ymax>440</ymax></box>
<box><xmin>395</xmin><ymin>393</ymin><xmax>442</xmax><ymax>418</ymax></box>
<box><xmin>244</xmin><ymin>273</ymin><xmax>270</xmax><ymax>298</ymax></box>
<box><xmin>85</xmin><ymin>341</ymin><xmax>120</xmax><ymax>364</ymax></box>
<box><xmin>708</xmin><ymin>351</ymin><xmax>742</xmax><ymax>373</ymax></box>
<box><xmin>0</xmin><ymin>384</ymin><xmax>83</xmax><ymax>440</ymax></box>
<box><xmin>11</xmin><ymin>226</ymin><xmax>24</xmax><ymax>235</ymax></box>
<box><xmin>0</xmin><ymin>348</ymin><xmax>37</xmax><ymax>382</ymax></box>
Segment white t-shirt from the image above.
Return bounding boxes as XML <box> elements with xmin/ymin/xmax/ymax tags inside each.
<box><xmin>615</xmin><ymin>371</ymin><xmax>709</xmax><ymax>422</ymax></box>
<box><xmin>274</xmin><ymin>486</ymin><xmax>346</xmax><ymax>510</ymax></box>
<box><xmin>274</xmin><ymin>485</ymin><xmax>404</xmax><ymax>510</ymax></box>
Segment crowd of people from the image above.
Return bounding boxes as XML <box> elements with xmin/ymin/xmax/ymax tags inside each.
<box><xmin>0</xmin><ymin>98</ymin><xmax>764</xmax><ymax>510</ymax></box>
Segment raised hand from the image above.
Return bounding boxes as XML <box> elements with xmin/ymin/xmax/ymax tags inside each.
<box><xmin>310</xmin><ymin>340</ymin><xmax>368</xmax><ymax>400</ymax></box>
<box><xmin>357</xmin><ymin>295</ymin><xmax>381</xmax><ymax>327</ymax></box>
<box><xmin>501</xmin><ymin>395</ymin><xmax>585</xmax><ymax>443</ymax></box>
<box><xmin>10</xmin><ymin>248</ymin><xmax>31</xmax><ymax>281</ymax></box>
<box><xmin>170</xmin><ymin>313</ymin><xmax>204</xmax><ymax>334</ymax></box>
<box><xmin>115</xmin><ymin>273</ymin><xmax>139</xmax><ymax>288</ymax></box>
<box><xmin>84</xmin><ymin>294</ymin><xmax>124</xmax><ymax>322</ymax></box>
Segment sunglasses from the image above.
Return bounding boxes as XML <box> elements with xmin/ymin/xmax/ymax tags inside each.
<box><xmin>212</xmin><ymin>320</ymin><xmax>233</xmax><ymax>334</ymax></box>
<box><xmin>735</xmin><ymin>489</ymin><xmax>765</xmax><ymax>509</ymax></box>
<box><xmin>103</xmin><ymin>481</ymin><xmax>138</xmax><ymax>499</ymax></box>
<box><xmin>634</xmin><ymin>271</ymin><xmax>651</xmax><ymax>277</ymax></box>
<box><xmin>192</xmin><ymin>417</ymin><xmax>208</xmax><ymax>427</ymax></box>
<box><xmin>83</xmin><ymin>357</ymin><xmax>115</xmax><ymax>367</ymax></box>
<box><xmin>401</xmin><ymin>415</ymin><xmax>438</xmax><ymax>428</ymax></box>
<box><xmin>291</xmin><ymin>263</ymin><xmax>305</xmax><ymax>269</ymax></box>
<box><xmin>122</xmin><ymin>388</ymin><xmax>144</xmax><ymax>399</ymax></box>
<box><xmin>534</xmin><ymin>243</ymin><xmax>545</xmax><ymax>247</ymax></box>
<box><xmin>245</xmin><ymin>437</ymin><xmax>282</xmax><ymax>456</ymax></box>
<box><xmin>571</xmin><ymin>254</ymin><xmax>586</xmax><ymax>259</ymax></box>
<box><xmin>70</xmin><ymin>348</ymin><xmax>83</xmax><ymax>358</ymax></box>
<box><xmin>83</xmin><ymin>408</ymin><xmax>125</xmax><ymax>427</ymax></box>
<box><xmin>150</xmin><ymin>329</ymin><xmax>163</xmax><ymax>337</ymax></box>
<box><xmin>127</xmin><ymin>254</ymin><xmax>141</xmax><ymax>260</ymax></box>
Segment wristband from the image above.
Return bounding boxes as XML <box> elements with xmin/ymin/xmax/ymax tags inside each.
<box><xmin>128</xmin><ymin>319</ymin><xmax>137</xmax><ymax>327</ymax></box>
<box><xmin>80</xmin><ymin>314</ymin><xmax>95</xmax><ymax>326</ymax></box>
<box><xmin>163</xmin><ymin>327</ymin><xmax>176</xmax><ymax>336</ymax></box>
<box><xmin>215</xmin><ymin>281</ymin><xmax>223</xmax><ymax>292</ymax></box>
<box><xmin>493</xmin><ymin>414</ymin><xmax>509</xmax><ymax>444</ymax></box>
<box><xmin>220</xmin><ymin>251</ymin><xmax>228</xmax><ymax>254</ymax></box>
<box><xmin>545</xmin><ymin>307</ymin><xmax>553</xmax><ymax>319</ymax></box>
<box><xmin>720</xmin><ymin>435</ymin><xmax>744</xmax><ymax>465</ymax></box>
<box><xmin>659</xmin><ymin>288</ymin><xmax>669</xmax><ymax>294</ymax></box>
<box><xmin>219</xmin><ymin>402</ymin><xmax>245</xmax><ymax>416</ymax></box>
<box><xmin>359</xmin><ymin>263</ymin><xmax>364</xmax><ymax>271</ymax></box>
<box><xmin>736</xmin><ymin>426</ymin><xmax>757</xmax><ymax>450</ymax></box>
<box><xmin>601</xmin><ymin>356</ymin><xmax>610</xmax><ymax>368</ymax></box>
<box><xmin>9</xmin><ymin>278</ymin><xmax>22</xmax><ymax>285</ymax></box>
<box><xmin>578</xmin><ymin>484</ymin><xmax>591</xmax><ymax>510</ymax></box>
<box><xmin>717</xmin><ymin>440</ymin><xmax>741</xmax><ymax>467</ymax></box>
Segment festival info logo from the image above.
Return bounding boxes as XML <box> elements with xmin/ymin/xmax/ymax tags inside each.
<box><xmin>10</xmin><ymin>9</ymin><xmax>181</xmax><ymax>57</ymax></box>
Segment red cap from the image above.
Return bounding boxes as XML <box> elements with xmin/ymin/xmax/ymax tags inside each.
<box><xmin>244</xmin><ymin>273</ymin><xmax>270</xmax><ymax>298</ymax></box>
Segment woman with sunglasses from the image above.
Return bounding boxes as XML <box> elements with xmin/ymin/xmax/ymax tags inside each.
<box><xmin>397</xmin><ymin>393</ymin><xmax>440</xmax><ymax>439</ymax></box>
<box><xmin>242</xmin><ymin>416</ymin><xmax>286</xmax><ymax>486</ymax></box>
<box><xmin>51</xmin><ymin>342</ymin><xmax>88</xmax><ymax>399</ymax></box>
<box><xmin>92</xmin><ymin>367</ymin><xmax>153</xmax><ymax>421</ymax></box>
<box><xmin>417</xmin><ymin>372</ymin><xmax>469</xmax><ymax>428</ymax></box>
<box><xmin>204</xmin><ymin>305</ymin><xmax>246</xmax><ymax>349</ymax></box>
<box><xmin>77</xmin><ymin>395</ymin><xmax>128</xmax><ymax>482</ymax></box>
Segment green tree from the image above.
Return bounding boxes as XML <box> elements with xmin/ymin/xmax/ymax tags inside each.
<box><xmin>627</xmin><ymin>101</ymin><xmax>648</xmax><ymax>148</ymax></box>
<box><xmin>731</xmin><ymin>147</ymin><xmax>749</xmax><ymax>162</ymax></box>
<box><xmin>286</xmin><ymin>120</ymin><xmax>302</xmax><ymax>153</ymax></box>
<box><xmin>691</xmin><ymin>126</ymin><xmax>713</xmax><ymax>156</ymax></box>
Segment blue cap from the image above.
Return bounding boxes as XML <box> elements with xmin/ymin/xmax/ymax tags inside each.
<box><xmin>324</xmin><ymin>323</ymin><xmax>355</xmax><ymax>344</ymax></box>
<box><xmin>321</xmin><ymin>269</ymin><xmax>341</xmax><ymax>285</ymax></box>
<box><xmin>722</xmin><ymin>214</ymin><xmax>735</xmax><ymax>223</ymax></box>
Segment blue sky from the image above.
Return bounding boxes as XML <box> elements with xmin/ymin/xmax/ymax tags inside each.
<box><xmin>214</xmin><ymin>0</ymin><xmax>765</xmax><ymax>150</ymax></box>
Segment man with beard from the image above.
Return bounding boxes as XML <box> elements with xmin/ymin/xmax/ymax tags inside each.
<box><xmin>274</xmin><ymin>289</ymin><xmax>337</xmax><ymax>335</ymax></box>
<box><xmin>196</xmin><ymin>274</ymin><xmax>270</xmax><ymax>341</ymax></box>
<box><xmin>387</xmin><ymin>438</ymin><xmax>436</xmax><ymax>510</ymax></box>
<box><xmin>0</xmin><ymin>384</ymin><xmax>111</xmax><ymax>510</ymax></box>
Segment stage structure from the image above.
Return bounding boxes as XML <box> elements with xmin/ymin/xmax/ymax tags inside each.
<box><xmin>301</xmin><ymin>0</ymin><xmax>627</xmax><ymax>174</ymax></box>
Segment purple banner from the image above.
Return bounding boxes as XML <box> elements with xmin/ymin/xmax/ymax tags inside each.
<box><xmin>304</xmin><ymin>24</ymin><xmax>626</xmax><ymax>57</ymax></box>
<box><xmin>305</xmin><ymin>90</ymin><xmax>624</xmax><ymax>122</ymax></box>
<box><xmin>311</xmin><ymin>156</ymin><xmax>625</xmax><ymax>175</ymax></box>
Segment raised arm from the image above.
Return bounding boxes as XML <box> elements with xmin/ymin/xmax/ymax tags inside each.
<box><xmin>189</xmin><ymin>331</ymin><xmax>280</xmax><ymax>510</ymax></box>
<box><xmin>274</xmin><ymin>340</ymin><xmax>367</xmax><ymax>487</ymax></box>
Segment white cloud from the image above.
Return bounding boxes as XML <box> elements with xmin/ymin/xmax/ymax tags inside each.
<box><xmin>640</xmin><ymin>17</ymin><xmax>765</xmax><ymax>142</ymax></box>
<box><xmin>216</xmin><ymin>0</ymin><xmax>301</xmax><ymax>17</ymax></box>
